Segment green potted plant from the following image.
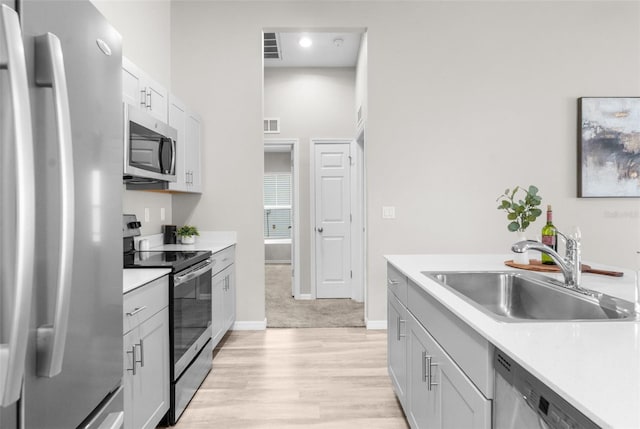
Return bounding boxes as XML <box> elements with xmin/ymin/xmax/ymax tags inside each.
<box><xmin>177</xmin><ymin>225</ymin><xmax>200</xmax><ymax>244</ymax></box>
<box><xmin>496</xmin><ymin>185</ymin><xmax>543</xmax><ymax>264</ymax></box>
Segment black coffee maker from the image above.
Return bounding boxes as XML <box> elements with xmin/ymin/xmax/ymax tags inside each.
<box><xmin>163</xmin><ymin>225</ymin><xmax>177</xmax><ymax>244</ymax></box>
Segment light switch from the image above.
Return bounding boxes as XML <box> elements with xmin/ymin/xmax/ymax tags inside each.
<box><xmin>160</xmin><ymin>207</ymin><xmax>166</xmax><ymax>221</ymax></box>
<box><xmin>382</xmin><ymin>206</ymin><xmax>396</xmax><ymax>219</ymax></box>
<box><xmin>144</xmin><ymin>207</ymin><xmax>150</xmax><ymax>222</ymax></box>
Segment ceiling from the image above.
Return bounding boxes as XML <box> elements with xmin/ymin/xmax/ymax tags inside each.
<box><xmin>264</xmin><ymin>32</ymin><xmax>362</xmax><ymax>68</ymax></box>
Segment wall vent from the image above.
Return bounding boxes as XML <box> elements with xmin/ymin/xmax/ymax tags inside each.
<box><xmin>264</xmin><ymin>118</ymin><xmax>280</xmax><ymax>134</ymax></box>
<box><xmin>264</xmin><ymin>32</ymin><xmax>281</xmax><ymax>60</ymax></box>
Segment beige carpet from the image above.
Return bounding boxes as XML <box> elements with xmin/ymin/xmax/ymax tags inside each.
<box><xmin>266</xmin><ymin>264</ymin><xmax>365</xmax><ymax>328</ymax></box>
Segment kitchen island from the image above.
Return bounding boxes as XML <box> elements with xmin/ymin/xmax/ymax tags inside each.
<box><xmin>386</xmin><ymin>254</ymin><xmax>640</xmax><ymax>429</ymax></box>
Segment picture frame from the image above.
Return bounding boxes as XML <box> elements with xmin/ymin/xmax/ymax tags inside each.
<box><xmin>578</xmin><ymin>97</ymin><xmax>640</xmax><ymax>197</ymax></box>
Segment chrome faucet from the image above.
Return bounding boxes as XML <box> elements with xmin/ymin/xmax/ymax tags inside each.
<box><xmin>512</xmin><ymin>229</ymin><xmax>582</xmax><ymax>288</ymax></box>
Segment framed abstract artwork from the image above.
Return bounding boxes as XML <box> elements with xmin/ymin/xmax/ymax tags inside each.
<box><xmin>578</xmin><ymin>97</ymin><xmax>640</xmax><ymax>197</ymax></box>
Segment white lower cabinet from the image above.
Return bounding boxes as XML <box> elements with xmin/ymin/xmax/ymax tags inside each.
<box><xmin>387</xmin><ymin>263</ymin><xmax>492</xmax><ymax>429</ymax></box>
<box><xmin>388</xmin><ymin>290</ymin><xmax>408</xmax><ymax>408</ymax></box>
<box><xmin>211</xmin><ymin>246</ymin><xmax>236</xmax><ymax>349</ymax></box>
<box><xmin>123</xmin><ymin>276</ymin><xmax>170</xmax><ymax>429</ymax></box>
<box><xmin>406</xmin><ymin>313</ymin><xmax>491</xmax><ymax>429</ymax></box>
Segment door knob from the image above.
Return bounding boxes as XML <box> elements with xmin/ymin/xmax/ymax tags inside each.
<box><xmin>317</xmin><ymin>227</ymin><xmax>323</xmax><ymax>233</ymax></box>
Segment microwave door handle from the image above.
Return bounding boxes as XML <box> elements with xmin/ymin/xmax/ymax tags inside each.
<box><xmin>158</xmin><ymin>137</ymin><xmax>165</xmax><ymax>173</ymax></box>
<box><xmin>34</xmin><ymin>33</ymin><xmax>75</xmax><ymax>378</ymax></box>
<box><xmin>170</xmin><ymin>137</ymin><xmax>176</xmax><ymax>175</ymax></box>
<box><xmin>0</xmin><ymin>5</ymin><xmax>37</xmax><ymax>406</ymax></box>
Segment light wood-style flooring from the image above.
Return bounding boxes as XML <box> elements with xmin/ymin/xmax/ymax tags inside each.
<box><xmin>170</xmin><ymin>328</ymin><xmax>409</xmax><ymax>428</ymax></box>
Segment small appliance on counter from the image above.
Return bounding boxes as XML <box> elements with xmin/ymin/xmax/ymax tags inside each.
<box><xmin>163</xmin><ymin>224</ymin><xmax>177</xmax><ymax>244</ymax></box>
<box><xmin>123</xmin><ymin>215</ymin><xmax>213</xmax><ymax>424</ymax></box>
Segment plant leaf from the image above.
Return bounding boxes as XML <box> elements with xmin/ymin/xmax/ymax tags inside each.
<box><xmin>508</xmin><ymin>222</ymin><xmax>519</xmax><ymax>232</ymax></box>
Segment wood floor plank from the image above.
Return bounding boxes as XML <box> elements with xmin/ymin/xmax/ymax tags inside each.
<box><xmin>164</xmin><ymin>328</ymin><xmax>408</xmax><ymax>429</ymax></box>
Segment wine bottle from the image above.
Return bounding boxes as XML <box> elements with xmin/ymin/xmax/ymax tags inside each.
<box><xmin>541</xmin><ymin>205</ymin><xmax>557</xmax><ymax>265</ymax></box>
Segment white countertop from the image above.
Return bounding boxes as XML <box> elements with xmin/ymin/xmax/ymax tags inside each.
<box><xmin>123</xmin><ymin>268</ymin><xmax>171</xmax><ymax>294</ymax></box>
<box><xmin>137</xmin><ymin>230</ymin><xmax>236</xmax><ymax>254</ymax></box>
<box><xmin>385</xmin><ymin>254</ymin><xmax>640</xmax><ymax>429</ymax></box>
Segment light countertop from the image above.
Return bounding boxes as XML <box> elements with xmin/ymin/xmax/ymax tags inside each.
<box><xmin>123</xmin><ymin>268</ymin><xmax>171</xmax><ymax>294</ymax></box>
<box><xmin>138</xmin><ymin>230</ymin><xmax>236</xmax><ymax>253</ymax></box>
<box><xmin>385</xmin><ymin>254</ymin><xmax>640</xmax><ymax>429</ymax></box>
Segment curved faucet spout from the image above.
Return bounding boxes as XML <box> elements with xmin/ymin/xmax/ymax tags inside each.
<box><xmin>511</xmin><ymin>239</ymin><xmax>580</xmax><ymax>288</ymax></box>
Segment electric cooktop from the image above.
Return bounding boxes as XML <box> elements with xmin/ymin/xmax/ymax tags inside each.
<box><xmin>124</xmin><ymin>250</ymin><xmax>211</xmax><ymax>272</ymax></box>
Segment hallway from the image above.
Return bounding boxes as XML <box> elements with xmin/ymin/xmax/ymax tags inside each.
<box><xmin>265</xmin><ymin>264</ymin><xmax>365</xmax><ymax>328</ymax></box>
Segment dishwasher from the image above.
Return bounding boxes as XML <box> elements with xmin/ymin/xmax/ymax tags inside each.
<box><xmin>494</xmin><ymin>349</ymin><xmax>600</xmax><ymax>429</ymax></box>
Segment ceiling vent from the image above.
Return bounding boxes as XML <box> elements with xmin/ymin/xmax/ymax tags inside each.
<box><xmin>264</xmin><ymin>118</ymin><xmax>280</xmax><ymax>134</ymax></box>
<box><xmin>263</xmin><ymin>32</ymin><xmax>281</xmax><ymax>60</ymax></box>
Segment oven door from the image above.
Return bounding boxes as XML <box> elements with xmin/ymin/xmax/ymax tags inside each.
<box><xmin>172</xmin><ymin>259</ymin><xmax>213</xmax><ymax>378</ymax></box>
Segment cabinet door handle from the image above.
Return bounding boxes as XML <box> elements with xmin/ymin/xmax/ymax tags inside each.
<box><xmin>135</xmin><ymin>340</ymin><xmax>144</xmax><ymax>367</ymax></box>
<box><xmin>126</xmin><ymin>305</ymin><xmax>147</xmax><ymax>317</ymax></box>
<box><xmin>396</xmin><ymin>317</ymin><xmax>406</xmax><ymax>340</ymax></box>
<box><xmin>146</xmin><ymin>88</ymin><xmax>152</xmax><ymax>109</ymax></box>
<box><xmin>126</xmin><ymin>346</ymin><xmax>137</xmax><ymax>375</ymax></box>
<box><xmin>427</xmin><ymin>356</ymin><xmax>438</xmax><ymax>391</ymax></box>
<box><xmin>422</xmin><ymin>351</ymin><xmax>428</xmax><ymax>382</ymax></box>
<box><xmin>140</xmin><ymin>89</ymin><xmax>147</xmax><ymax>108</ymax></box>
<box><xmin>387</xmin><ymin>279</ymin><xmax>399</xmax><ymax>286</ymax></box>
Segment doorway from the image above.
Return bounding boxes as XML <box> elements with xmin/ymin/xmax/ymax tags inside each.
<box><xmin>264</xmin><ymin>139</ymin><xmax>300</xmax><ymax>299</ymax></box>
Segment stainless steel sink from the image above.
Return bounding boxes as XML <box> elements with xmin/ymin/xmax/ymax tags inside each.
<box><xmin>421</xmin><ymin>271</ymin><xmax>637</xmax><ymax>322</ymax></box>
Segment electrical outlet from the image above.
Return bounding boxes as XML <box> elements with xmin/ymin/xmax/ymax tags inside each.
<box><xmin>144</xmin><ymin>207</ymin><xmax>150</xmax><ymax>222</ymax></box>
<box><xmin>382</xmin><ymin>206</ymin><xmax>396</xmax><ymax>219</ymax></box>
<box><xmin>160</xmin><ymin>207</ymin><xmax>166</xmax><ymax>221</ymax></box>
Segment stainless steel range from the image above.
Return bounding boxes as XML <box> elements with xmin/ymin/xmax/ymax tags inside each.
<box><xmin>123</xmin><ymin>215</ymin><xmax>213</xmax><ymax>424</ymax></box>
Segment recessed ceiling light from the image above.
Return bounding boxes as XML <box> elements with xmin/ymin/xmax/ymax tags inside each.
<box><xmin>299</xmin><ymin>37</ymin><xmax>312</xmax><ymax>48</ymax></box>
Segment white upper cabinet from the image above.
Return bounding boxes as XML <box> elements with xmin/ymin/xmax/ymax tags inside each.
<box><xmin>167</xmin><ymin>95</ymin><xmax>202</xmax><ymax>194</ymax></box>
<box><xmin>122</xmin><ymin>57</ymin><xmax>168</xmax><ymax>123</ymax></box>
<box><xmin>184</xmin><ymin>110</ymin><xmax>202</xmax><ymax>193</ymax></box>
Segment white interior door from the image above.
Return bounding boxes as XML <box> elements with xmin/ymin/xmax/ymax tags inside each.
<box><xmin>314</xmin><ymin>142</ymin><xmax>351</xmax><ymax>298</ymax></box>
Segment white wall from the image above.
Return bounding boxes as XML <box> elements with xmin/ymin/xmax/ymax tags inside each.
<box><xmin>264</xmin><ymin>67</ymin><xmax>356</xmax><ymax>295</ymax></box>
<box><xmin>93</xmin><ymin>0</ymin><xmax>174</xmax><ymax>235</ymax></box>
<box><xmin>171</xmin><ymin>1</ymin><xmax>640</xmax><ymax>324</ymax></box>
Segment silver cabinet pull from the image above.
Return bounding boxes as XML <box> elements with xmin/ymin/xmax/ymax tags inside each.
<box><xmin>422</xmin><ymin>351</ymin><xmax>428</xmax><ymax>382</ymax></box>
<box><xmin>34</xmin><ymin>32</ymin><xmax>75</xmax><ymax>378</ymax></box>
<box><xmin>126</xmin><ymin>306</ymin><xmax>147</xmax><ymax>317</ymax></box>
<box><xmin>387</xmin><ymin>279</ymin><xmax>399</xmax><ymax>286</ymax></box>
<box><xmin>135</xmin><ymin>340</ymin><xmax>144</xmax><ymax>367</ymax></box>
<box><xmin>427</xmin><ymin>356</ymin><xmax>438</xmax><ymax>391</ymax></box>
<box><xmin>0</xmin><ymin>4</ymin><xmax>36</xmax><ymax>406</ymax></box>
<box><xmin>139</xmin><ymin>89</ymin><xmax>147</xmax><ymax>108</ymax></box>
<box><xmin>126</xmin><ymin>346</ymin><xmax>137</xmax><ymax>375</ymax></box>
<box><xmin>396</xmin><ymin>316</ymin><xmax>406</xmax><ymax>340</ymax></box>
<box><xmin>147</xmin><ymin>88</ymin><xmax>152</xmax><ymax>109</ymax></box>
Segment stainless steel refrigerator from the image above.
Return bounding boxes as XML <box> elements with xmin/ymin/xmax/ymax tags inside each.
<box><xmin>0</xmin><ymin>0</ymin><xmax>124</xmax><ymax>428</ymax></box>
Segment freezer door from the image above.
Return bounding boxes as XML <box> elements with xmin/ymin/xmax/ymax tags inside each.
<box><xmin>19</xmin><ymin>1</ymin><xmax>124</xmax><ymax>428</ymax></box>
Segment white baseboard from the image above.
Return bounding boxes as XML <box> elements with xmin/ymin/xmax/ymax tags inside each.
<box><xmin>232</xmin><ymin>319</ymin><xmax>267</xmax><ymax>330</ymax></box>
<box><xmin>295</xmin><ymin>294</ymin><xmax>312</xmax><ymax>300</ymax></box>
<box><xmin>366</xmin><ymin>320</ymin><xmax>387</xmax><ymax>330</ymax></box>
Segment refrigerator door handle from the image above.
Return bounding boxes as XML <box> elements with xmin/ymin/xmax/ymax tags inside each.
<box><xmin>34</xmin><ymin>32</ymin><xmax>75</xmax><ymax>378</ymax></box>
<box><xmin>0</xmin><ymin>4</ymin><xmax>37</xmax><ymax>407</ymax></box>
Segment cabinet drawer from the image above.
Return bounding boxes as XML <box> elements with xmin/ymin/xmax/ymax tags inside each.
<box><xmin>387</xmin><ymin>263</ymin><xmax>408</xmax><ymax>306</ymax></box>
<box><xmin>407</xmin><ymin>279</ymin><xmax>493</xmax><ymax>398</ymax></box>
<box><xmin>123</xmin><ymin>275</ymin><xmax>169</xmax><ymax>334</ymax></box>
<box><xmin>211</xmin><ymin>246</ymin><xmax>235</xmax><ymax>276</ymax></box>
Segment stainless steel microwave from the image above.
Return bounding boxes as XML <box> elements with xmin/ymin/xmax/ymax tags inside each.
<box><xmin>123</xmin><ymin>103</ymin><xmax>177</xmax><ymax>185</ymax></box>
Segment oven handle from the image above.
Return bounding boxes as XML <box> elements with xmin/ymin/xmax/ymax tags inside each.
<box><xmin>174</xmin><ymin>259</ymin><xmax>214</xmax><ymax>286</ymax></box>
